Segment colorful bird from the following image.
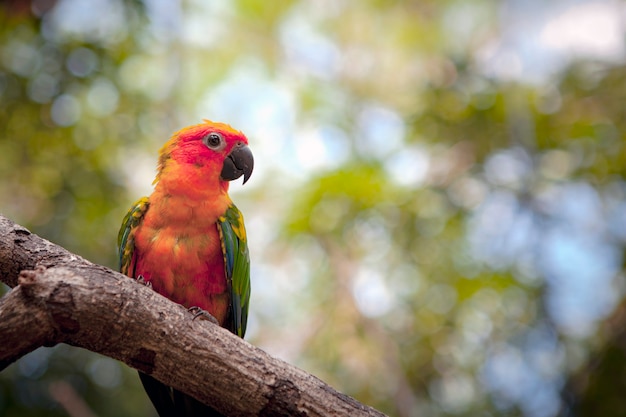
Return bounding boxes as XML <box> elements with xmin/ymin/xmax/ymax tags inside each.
<box><xmin>117</xmin><ymin>120</ymin><xmax>253</xmax><ymax>416</ymax></box>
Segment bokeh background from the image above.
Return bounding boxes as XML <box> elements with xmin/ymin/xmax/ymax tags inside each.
<box><xmin>1</xmin><ymin>0</ymin><xmax>626</xmax><ymax>416</ymax></box>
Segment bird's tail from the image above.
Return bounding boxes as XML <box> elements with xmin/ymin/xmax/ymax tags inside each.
<box><xmin>139</xmin><ymin>372</ymin><xmax>225</xmax><ymax>417</ymax></box>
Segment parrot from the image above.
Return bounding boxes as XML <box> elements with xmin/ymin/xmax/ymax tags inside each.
<box><xmin>117</xmin><ymin>120</ymin><xmax>253</xmax><ymax>417</ymax></box>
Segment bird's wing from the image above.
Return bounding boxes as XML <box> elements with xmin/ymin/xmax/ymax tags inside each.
<box><xmin>117</xmin><ymin>197</ymin><xmax>150</xmax><ymax>276</ymax></box>
<box><xmin>218</xmin><ymin>203</ymin><xmax>251</xmax><ymax>338</ymax></box>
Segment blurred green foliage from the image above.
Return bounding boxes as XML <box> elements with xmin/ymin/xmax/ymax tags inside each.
<box><xmin>1</xmin><ymin>1</ymin><xmax>626</xmax><ymax>417</ymax></box>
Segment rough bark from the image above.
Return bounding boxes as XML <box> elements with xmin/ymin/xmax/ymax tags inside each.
<box><xmin>0</xmin><ymin>215</ymin><xmax>387</xmax><ymax>417</ymax></box>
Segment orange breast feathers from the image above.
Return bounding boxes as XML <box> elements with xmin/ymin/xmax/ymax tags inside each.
<box><xmin>132</xmin><ymin>190</ymin><xmax>231</xmax><ymax>325</ymax></box>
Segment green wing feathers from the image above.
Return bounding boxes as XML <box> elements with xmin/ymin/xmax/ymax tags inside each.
<box><xmin>118</xmin><ymin>197</ymin><xmax>150</xmax><ymax>275</ymax></box>
<box><xmin>218</xmin><ymin>204</ymin><xmax>251</xmax><ymax>338</ymax></box>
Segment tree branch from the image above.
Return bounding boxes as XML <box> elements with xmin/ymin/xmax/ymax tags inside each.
<box><xmin>0</xmin><ymin>215</ymin><xmax>387</xmax><ymax>417</ymax></box>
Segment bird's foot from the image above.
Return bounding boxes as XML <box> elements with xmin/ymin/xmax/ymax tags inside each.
<box><xmin>135</xmin><ymin>275</ymin><xmax>152</xmax><ymax>289</ymax></box>
<box><xmin>188</xmin><ymin>306</ymin><xmax>219</xmax><ymax>325</ymax></box>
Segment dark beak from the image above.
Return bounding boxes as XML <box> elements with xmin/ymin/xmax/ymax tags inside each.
<box><xmin>220</xmin><ymin>143</ymin><xmax>254</xmax><ymax>184</ymax></box>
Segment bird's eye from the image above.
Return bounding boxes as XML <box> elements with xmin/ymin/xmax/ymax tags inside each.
<box><xmin>203</xmin><ymin>133</ymin><xmax>223</xmax><ymax>149</ymax></box>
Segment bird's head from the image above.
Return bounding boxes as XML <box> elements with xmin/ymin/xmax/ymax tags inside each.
<box><xmin>155</xmin><ymin>120</ymin><xmax>254</xmax><ymax>190</ymax></box>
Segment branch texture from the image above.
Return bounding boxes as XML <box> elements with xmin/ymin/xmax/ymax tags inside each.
<box><xmin>0</xmin><ymin>215</ymin><xmax>386</xmax><ymax>417</ymax></box>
